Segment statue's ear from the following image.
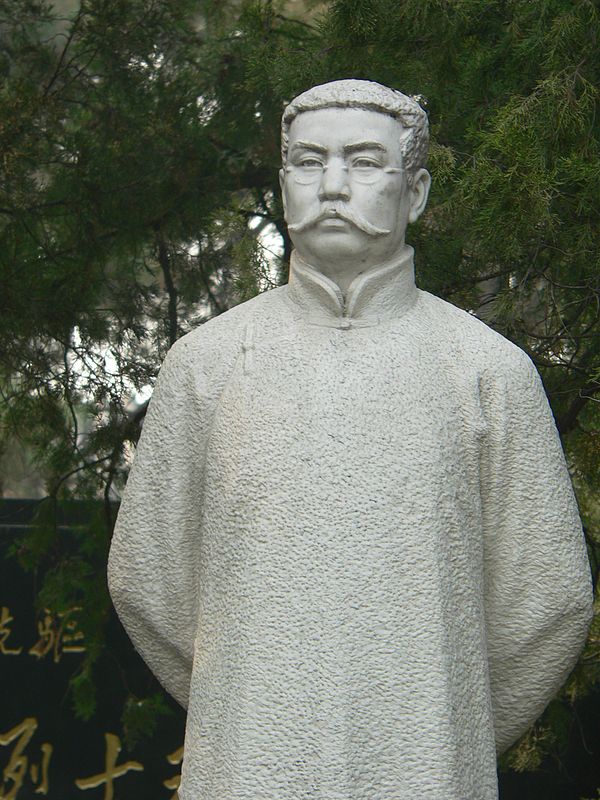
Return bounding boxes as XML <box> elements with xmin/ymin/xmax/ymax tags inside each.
<box><xmin>279</xmin><ymin>168</ymin><xmax>287</xmax><ymax>216</ymax></box>
<box><xmin>408</xmin><ymin>168</ymin><xmax>431</xmax><ymax>224</ymax></box>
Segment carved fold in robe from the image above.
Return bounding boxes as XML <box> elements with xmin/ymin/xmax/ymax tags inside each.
<box><xmin>108</xmin><ymin>246</ymin><xmax>592</xmax><ymax>800</ymax></box>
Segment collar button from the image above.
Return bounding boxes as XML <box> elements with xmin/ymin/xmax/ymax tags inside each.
<box><xmin>339</xmin><ymin>318</ymin><xmax>351</xmax><ymax>330</ymax></box>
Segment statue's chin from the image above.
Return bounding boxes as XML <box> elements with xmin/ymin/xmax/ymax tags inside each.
<box><xmin>292</xmin><ymin>227</ymin><xmax>373</xmax><ymax>267</ymax></box>
<box><xmin>292</xmin><ymin>230</ymin><xmax>402</xmax><ymax>273</ymax></box>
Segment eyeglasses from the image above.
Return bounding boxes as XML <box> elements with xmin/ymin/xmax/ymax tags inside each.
<box><xmin>285</xmin><ymin>158</ymin><xmax>404</xmax><ymax>186</ymax></box>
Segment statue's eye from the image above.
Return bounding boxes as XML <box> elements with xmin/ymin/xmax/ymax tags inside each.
<box><xmin>352</xmin><ymin>157</ymin><xmax>381</xmax><ymax>169</ymax></box>
<box><xmin>297</xmin><ymin>157</ymin><xmax>323</xmax><ymax>168</ymax></box>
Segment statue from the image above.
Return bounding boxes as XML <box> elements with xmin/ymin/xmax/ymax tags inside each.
<box><xmin>108</xmin><ymin>80</ymin><xmax>593</xmax><ymax>800</ymax></box>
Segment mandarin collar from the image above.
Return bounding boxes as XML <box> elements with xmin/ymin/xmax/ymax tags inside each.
<box><xmin>286</xmin><ymin>246</ymin><xmax>418</xmax><ymax>329</ymax></box>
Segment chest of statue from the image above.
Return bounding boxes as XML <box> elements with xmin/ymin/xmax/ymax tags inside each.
<box><xmin>191</xmin><ymin>312</ymin><xmax>488</xmax><ymax>620</ymax></box>
<box><xmin>204</xmin><ymin>317</ymin><xmax>485</xmax><ymax>509</ymax></box>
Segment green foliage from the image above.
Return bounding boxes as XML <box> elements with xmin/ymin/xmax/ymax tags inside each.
<box><xmin>1</xmin><ymin>0</ymin><xmax>599</xmax><ymax>787</ymax></box>
<box><xmin>499</xmin><ymin>721</ymin><xmax>558</xmax><ymax>774</ymax></box>
<box><xmin>121</xmin><ymin>691</ymin><xmax>173</xmax><ymax>749</ymax></box>
<box><xmin>70</xmin><ymin>658</ymin><xmax>98</xmax><ymax>721</ymax></box>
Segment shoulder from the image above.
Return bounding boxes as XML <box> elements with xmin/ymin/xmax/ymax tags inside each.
<box><xmin>168</xmin><ymin>286</ymin><xmax>287</xmax><ymax>362</ymax></box>
<box><xmin>417</xmin><ymin>289</ymin><xmax>536</xmax><ymax>382</ymax></box>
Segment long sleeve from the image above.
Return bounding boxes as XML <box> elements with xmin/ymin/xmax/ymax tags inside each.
<box><xmin>108</xmin><ymin>339</ymin><xmax>206</xmax><ymax>708</ymax></box>
<box><xmin>479</xmin><ymin>348</ymin><xmax>593</xmax><ymax>755</ymax></box>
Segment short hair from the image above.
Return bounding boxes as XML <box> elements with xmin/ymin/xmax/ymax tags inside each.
<box><xmin>281</xmin><ymin>79</ymin><xmax>429</xmax><ymax>179</ymax></box>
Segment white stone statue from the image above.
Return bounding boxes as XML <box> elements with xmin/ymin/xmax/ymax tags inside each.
<box><xmin>108</xmin><ymin>79</ymin><xmax>593</xmax><ymax>800</ymax></box>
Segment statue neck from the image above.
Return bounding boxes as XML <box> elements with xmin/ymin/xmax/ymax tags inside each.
<box><xmin>286</xmin><ymin>246</ymin><xmax>418</xmax><ymax>329</ymax></box>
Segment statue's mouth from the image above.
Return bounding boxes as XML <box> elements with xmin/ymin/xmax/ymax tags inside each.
<box><xmin>319</xmin><ymin>212</ymin><xmax>348</xmax><ymax>228</ymax></box>
<box><xmin>287</xmin><ymin>203</ymin><xmax>391</xmax><ymax>236</ymax></box>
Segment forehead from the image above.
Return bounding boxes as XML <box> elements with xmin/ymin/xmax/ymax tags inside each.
<box><xmin>287</xmin><ymin>107</ymin><xmax>405</xmax><ymax>156</ymax></box>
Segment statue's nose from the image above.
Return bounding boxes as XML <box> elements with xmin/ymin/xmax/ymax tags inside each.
<box><xmin>318</xmin><ymin>159</ymin><xmax>351</xmax><ymax>201</ymax></box>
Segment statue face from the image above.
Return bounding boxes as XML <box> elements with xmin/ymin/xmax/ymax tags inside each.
<box><xmin>280</xmin><ymin>106</ymin><xmax>430</xmax><ymax>272</ymax></box>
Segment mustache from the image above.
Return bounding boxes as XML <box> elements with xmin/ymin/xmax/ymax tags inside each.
<box><xmin>287</xmin><ymin>201</ymin><xmax>392</xmax><ymax>236</ymax></box>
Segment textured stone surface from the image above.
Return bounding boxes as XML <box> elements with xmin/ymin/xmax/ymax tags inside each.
<box><xmin>108</xmin><ymin>79</ymin><xmax>593</xmax><ymax>799</ymax></box>
<box><xmin>108</xmin><ymin>247</ymin><xmax>592</xmax><ymax>800</ymax></box>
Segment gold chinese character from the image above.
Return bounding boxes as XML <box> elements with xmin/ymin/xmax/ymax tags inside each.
<box><xmin>75</xmin><ymin>733</ymin><xmax>143</xmax><ymax>800</ymax></box>
<box><xmin>28</xmin><ymin>612</ymin><xmax>55</xmax><ymax>661</ymax></box>
<box><xmin>61</xmin><ymin>611</ymin><xmax>86</xmax><ymax>656</ymax></box>
<box><xmin>163</xmin><ymin>745</ymin><xmax>184</xmax><ymax>799</ymax></box>
<box><xmin>29</xmin><ymin>608</ymin><xmax>85</xmax><ymax>663</ymax></box>
<box><xmin>29</xmin><ymin>743</ymin><xmax>52</xmax><ymax>795</ymax></box>
<box><xmin>0</xmin><ymin>608</ymin><xmax>23</xmax><ymax>656</ymax></box>
<box><xmin>0</xmin><ymin>718</ymin><xmax>53</xmax><ymax>800</ymax></box>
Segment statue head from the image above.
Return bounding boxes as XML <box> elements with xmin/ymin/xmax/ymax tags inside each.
<box><xmin>281</xmin><ymin>80</ymin><xmax>429</xmax><ymax>185</ymax></box>
<box><xmin>279</xmin><ymin>79</ymin><xmax>431</xmax><ymax>276</ymax></box>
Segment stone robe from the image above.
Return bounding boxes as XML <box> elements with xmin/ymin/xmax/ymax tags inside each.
<box><xmin>108</xmin><ymin>246</ymin><xmax>592</xmax><ymax>800</ymax></box>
